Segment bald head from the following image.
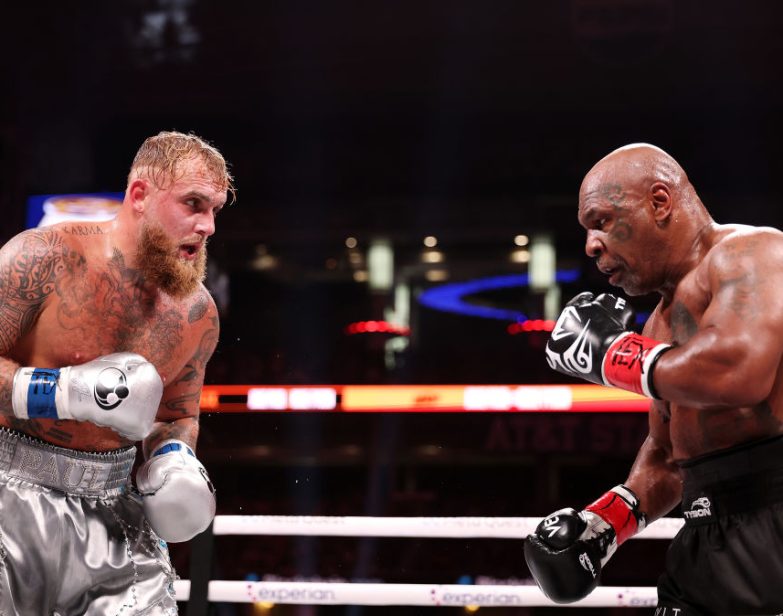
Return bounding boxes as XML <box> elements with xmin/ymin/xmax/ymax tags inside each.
<box><xmin>583</xmin><ymin>143</ymin><xmax>688</xmax><ymax>195</ymax></box>
<box><xmin>577</xmin><ymin>143</ymin><xmax>713</xmax><ymax>296</ymax></box>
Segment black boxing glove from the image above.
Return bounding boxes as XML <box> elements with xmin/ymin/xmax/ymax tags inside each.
<box><xmin>545</xmin><ymin>292</ymin><xmax>670</xmax><ymax>398</ymax></box>
<box><xmin>524</xmin><ymin>485</ymin><xmax>647</xmax><ymax>603</ymax></box>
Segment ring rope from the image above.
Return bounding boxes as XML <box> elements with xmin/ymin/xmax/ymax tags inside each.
<box><xmin>172</xmin><ymin>581</ymin><xmax>658</xmax><ymax>607</ymax></box>
<box><xmin>212</xmin><ymin>514</ymin><xmax>683</xmax><ymax>539</ymax></box>
<box><xmin>177</xmin><ymin>515</ymin><xmax>679</xmax><ymax>607</ymax></box>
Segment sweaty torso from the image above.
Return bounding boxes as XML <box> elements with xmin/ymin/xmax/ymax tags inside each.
<box><xmin>2</xmin><ymin>223</ymin><xmax>216</xmax><ymax>451</ymax></box>
<box><xmin>646</xmin><ymin>225</ymin><xmax>783</xmax><ymax>460</ymax></box>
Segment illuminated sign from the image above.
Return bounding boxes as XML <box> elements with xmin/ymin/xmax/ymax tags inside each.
<box><xmin>200</xmin><ymin>384</ymin><xmax>647</xmax><ymax>413</ymax></box>
<box><xmin>27</xmin><ymin>193</ymin><xmax>124</xmax><ymax>229</ymax></box>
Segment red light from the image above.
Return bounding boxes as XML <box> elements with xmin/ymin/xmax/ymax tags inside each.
<box><xmin>344</xmin><ymin>321</ymin><xmax>410</xmax><ymax>336</ymax></box>
<box><xmin>507</xmin><ymin>320</ymin><xmax>555</xmax><ymax>335</ymax></box>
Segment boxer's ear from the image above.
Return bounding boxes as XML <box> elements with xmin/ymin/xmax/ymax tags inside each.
<box><xmin>128</xmin><ymin>179</ymin><xmax>150</xmax><ymax>214</ymax></box>
<box><xmin>650</xmin><ymin>182</ymin><xmax>672</xmax><ymax>225</ymax></box>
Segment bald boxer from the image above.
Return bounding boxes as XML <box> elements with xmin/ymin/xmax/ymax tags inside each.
<box><xmin>525</xmin><ymin>144</ymin><xmax>783</xmax><ymax>614</ymax></box>
<box><xmin>0</xmin><ymin>131</ymin><xmax>231</xmax><ymax>614</ymax></box>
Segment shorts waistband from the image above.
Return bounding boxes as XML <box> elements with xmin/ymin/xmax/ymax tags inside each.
<box><xmin>679</xmin><ymin>435</ymin><xmax>783</xmax><ymax>524</ymax></box>
<box><xmin>0</xmin><ymin>428</ymin><xmax>135</xmax><ymax>496</ymax></box>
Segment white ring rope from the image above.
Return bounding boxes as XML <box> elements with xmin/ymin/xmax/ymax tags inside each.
<box><xmin>172</xmin><ymin>581</ymin><xmax>658</xmax><ymax>607</ymax></box>
<box><xmin>212</xmin><ymin>514</ymin><xmax>684</xmax><ymax>539</ymax></box>
<box><xmin>177</xmin><ymin>515</ymin><xmax>681</xmax><ymax>607</ymax></box>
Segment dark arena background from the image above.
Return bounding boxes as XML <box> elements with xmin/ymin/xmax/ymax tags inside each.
<box><xmin>3</xmin><ymin>1</ymin><xmax>783</xmax><ymax>614</ymax></box>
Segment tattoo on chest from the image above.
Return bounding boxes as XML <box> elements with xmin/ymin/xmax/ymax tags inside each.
<box><xmin>55</xmin><ymin>248</ymin><xmax>185</xmax><ymax>366</ymax></box>
<box><xmin>670</xmin><ymin>301</ymin><xmax>698</xmax><ymax>344</ymax></box>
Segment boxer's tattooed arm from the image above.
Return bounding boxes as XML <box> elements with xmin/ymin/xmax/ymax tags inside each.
<box><xmin>145</xmin><ymin>310</ymin><xmax>217</xmax><ymax>455</ymax></box>
<box><xmin>717</xmin><ymin>271</ymin><xmax>757</xmax><ymax>320</ymax></box>
<box><xmin>0</xmin><ymin>230</ymin><xmax>64</xmax><ymax>352</ymax></box>
<box><xmin>653</xmin><ymin>399</ymin><xmax>671</xmax><ymax>423</ymax></box>
<box><xmin>143</xmin><ymin>416</ymin><xmax>200</xmax><ymax>458</ymax></box>
<box><xmin>0</xmin><ymin>231</ymin><xmax>66</xmax><ymax>414</ymax></box>
<box><xmin>670</xmin><ymin>301</ymin><xmax>698</xmax><ymax>344</ymax></box>
<box><xmin>162</xmin><ymin>317</ymin><xmax>219</xmax><ymax>415</ymax></box>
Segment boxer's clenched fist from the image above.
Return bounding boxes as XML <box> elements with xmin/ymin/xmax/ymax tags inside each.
<box><xmin>12</xmin><ymin>352</ymin><xmax>163</xmax><ymax>441</ymax></box>
<box><xmin>524</xmin><ymin>485</ymin><xmax>646</xmax><ymax>603</ymax></box>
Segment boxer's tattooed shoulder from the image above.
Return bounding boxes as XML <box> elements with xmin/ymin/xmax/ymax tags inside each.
<box><xmin>717</xmin><ymin>270</ymin><xmax>756</xmax><ymax>319</ymax></box>
<box><xmin>188</xmin><ymin>292</ymin><xmax>210</xmax><ymax>323</ymax></box>
<box><xmin>0</xmin><ymin>230</ymin><xmax>66</xmax><ymax>352</ymax></box>
<box><xmin>714</xmin><ymin>237</ymin><xmax>762</xmax><ymax>319</ymax></box>
<box><xmin>670</xmin><ymin>301</ymin><xmax>698</xmax><ymax>344</ymax></box>
<box><xmin>62</xmin><ymin>225</ymin><xmax>104</xmax><ymax>236</ymax></box>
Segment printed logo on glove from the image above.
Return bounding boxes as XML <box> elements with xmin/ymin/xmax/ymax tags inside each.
<box><xmin>94</xmin><ymin>368</ymin><xmax>130</xmax><ymax>410</ymax></box>
<box><xmin>545</xmin><ymin>292</ymin><xmax>670</xmax><ymax>398</ymax></box>
<box><xmin>524</xmin><ymin>485</ymin><xmax>647</xmax><ymax>604</ymax></box>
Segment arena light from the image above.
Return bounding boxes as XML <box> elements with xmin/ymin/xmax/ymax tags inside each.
<box><xmin>418</xmin><ymin>270</ymin><xmax>580</xmax><ymax>321</ymax></box>
<box><xmin>345</xmin><ymin>321</ymin><xmax>411</xmax><ymax>336</ymax></box>
<box><xmin>368</xmin><ymin>239</ymin><xmax>394</xmax><ymax>291</ymax></box>
<box><xmin>529</xmin><ymin>234</ymin><xmax>555</xmax><ymax>291</ymax></box>
<box><xmin>246</xmin><ymin>387</ymin><xmax>339</xmax><ymax>411</ymax></box>
<box><xmin>507</xmin><ymin>320</ymin><xmax>556</xmax><ymax>334</ymax></box>
<box><xmin>200</xmin><ymin>384</ymin><xmax>648</xmax><ymax>412</ymax></box>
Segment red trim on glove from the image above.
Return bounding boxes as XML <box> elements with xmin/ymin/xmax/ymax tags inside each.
<box><xmin>602</xmin><ymin>332</ymin><xmax>669</xmax><ymax>398</ymax></box>
<box><xmin>585</xmin><ymin>490</ymin><xmax>639</xmax><ymax>545</ymax></box>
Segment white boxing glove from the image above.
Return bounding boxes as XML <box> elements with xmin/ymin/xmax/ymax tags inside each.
<box><xmin>12</xmin><ymin>352</ymin><xmax>163</xmax><ymax>442</ymax></box>
<box><xmin>136</xmin><ymin>439</ymin><xmax>216</xmax><ymax>543</ymax></box>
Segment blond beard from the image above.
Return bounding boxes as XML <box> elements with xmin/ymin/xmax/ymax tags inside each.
<box><xmin>138</xmin><ymin>222</ymin><xmax>207</xmax><ymax>298</ymax></box>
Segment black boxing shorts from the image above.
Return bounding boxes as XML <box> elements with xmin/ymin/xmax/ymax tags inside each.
<box><xmin>656</xmin><ymin>435</ymin><xmax>783</xmax><ymax>616</ymax></box>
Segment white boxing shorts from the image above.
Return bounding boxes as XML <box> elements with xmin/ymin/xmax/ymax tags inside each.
<box><xmin>0</xmin><ymin>428</ymin><xmax>178</xmax><ymax>615</ymax></box>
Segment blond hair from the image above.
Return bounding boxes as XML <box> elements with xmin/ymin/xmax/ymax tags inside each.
<box><xmin>129</xmin><ymin>131</ymin><xmax>236</xmax><ymax>202</ymax></box>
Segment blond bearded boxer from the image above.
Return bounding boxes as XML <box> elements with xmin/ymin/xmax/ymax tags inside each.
<box><xmin>525</xmin><ymin>144</ymin><xmax>783</xmax><ymax>614</ymax></box>
<box><xmin>0</xmin><ymin>131</ymin><xmax>232</xmax><ymax>614</ymax></box>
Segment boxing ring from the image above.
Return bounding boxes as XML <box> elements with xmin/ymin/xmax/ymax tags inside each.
<box><xmin>184</xmin><ymin>385</ymin><xmax>672</xmax><ymax>612</ymax></box>
<box><xmin>176</xmin><ymin>514</ymin><xmax>683</xmax><ymax>612</ymax></box>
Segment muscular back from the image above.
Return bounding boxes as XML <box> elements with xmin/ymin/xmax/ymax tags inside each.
<box><xmin>645</xmin><ymin>224</ymin><xmax>783</xmax><ymax>460</ymax></box>
<box><xmin>0</xmin><ymin>222</ymin><xmax>219</xmax><ymax>451</ymax></box>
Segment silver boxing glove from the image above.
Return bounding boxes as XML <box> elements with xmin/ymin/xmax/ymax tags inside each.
<box><xmin>12</xmin><ymin>352</ymin><xmax>163</xmax><ymax>442</ymax></box>
<box><xmin>136</xmin><ymin>439</ymin><xmax>216</xmax><ymax>543</ymax></box>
